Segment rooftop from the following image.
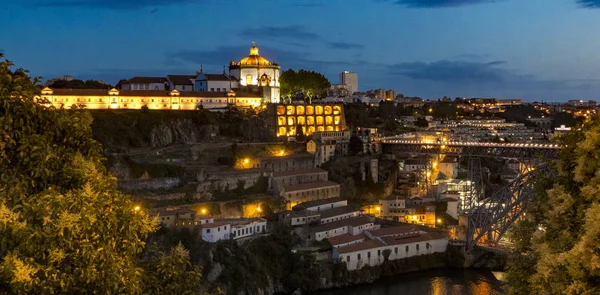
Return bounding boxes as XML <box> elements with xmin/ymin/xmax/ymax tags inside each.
<box><xmin>381</xmin><ymin>232</ymin><xmax>446</xmax><ymax>246</ymax></box>
<box><xmin>283</xmin><ymin>181</ymin><xmax>340</xmax><ymax>193</ymax></box>
<box><xmin>167</xmin><ymin>75</ymin><xmax>195</xmax><ymax>85</ymax></box>
<box><xmin>310</xmin><ymin>216</ymin><xmax>373</xmax><ymax>233</ymax></box>
<box><xmin>327</xmin><ymin>233</ymin><xmax>367</xmax><ymax>247</ymax></box>
<box><xmin>318</xmin><ymin>206</ymin><xmax>360</xmax><ymax>219</ymax></box>
<box><xmin>336</xmin><ymin>239</ymin><xmax>386</xmax><ymax>254</ymax></box>
<box><xmin>256</xmin><ymin>153</ymin><xmax>314</xmax><ymax>161</ymax></box>
<box><xmin>368</xmin><ymin>225</ymin><xmax>420</xmax><ymax>238</ymax></box>
<box><xmin>126</xmin><ymin>76</ymin><xmax>168</xmax><ymax>84</ymax></box>
<box><xmin>273</xmin><ymin>168</ymin><xmax>327</xmax><ymax>178</ymax></box>
<box><xmin>294</xmin><ymin>197</ymin><xmax>345</xmax><ymax>209</ymax></box>
<box><xmin>200</xmin><ymin>221</ymin><xmax>230</xmax><ymax>229</ymax></box>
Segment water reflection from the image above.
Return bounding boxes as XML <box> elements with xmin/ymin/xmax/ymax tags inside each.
<box><xmin>312</xmin><ymin>269</ymin><xmax>505</xmax><ymax>295</ymax></box>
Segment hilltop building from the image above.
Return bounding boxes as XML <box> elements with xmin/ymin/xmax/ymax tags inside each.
<box><xmin>265</xmin><ymin>104</ymin><xmax>347</xmax><ymax>140</ymax></box>
<box><xmin>37</xmin><ymin>43</ymin><xmax>279</xmax><ymax>110</ymax></box>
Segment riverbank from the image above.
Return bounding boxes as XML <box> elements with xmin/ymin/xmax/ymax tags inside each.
<box><xmin>311</xmin><ymin>268</ymin><xmax>506</xmax><ymax>295</ymax></box>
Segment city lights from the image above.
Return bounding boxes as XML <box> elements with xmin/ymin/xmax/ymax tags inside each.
<box><xmin>201</xmin><ymin>208</ymin><xmax>207</xmax><ymax>214</ymax></box>
<box><xmin>134</xmin><ymin>205</ymin><xmax>141</xmax><ymax>212</ymax></box>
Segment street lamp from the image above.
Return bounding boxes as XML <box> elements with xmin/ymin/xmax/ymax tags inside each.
<box><xmin>134</xmin><ymin>205</ymin><xmax>141</xmax><ymax>212</ymax></box>
<box><xmin>201</xmin><ymin>208</ymin><xmax>207</xmax><ymax>214</ymax></box>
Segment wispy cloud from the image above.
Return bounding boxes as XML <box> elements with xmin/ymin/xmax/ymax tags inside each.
<box><xmin>576</xmin><ymin>0</ymin><xmax>600</xmax><ymax>8</ymax></box>
<box><xmin>33</xmin><ymin>0</ymin><xmax>204</xmax><ymax>9</ymax></box>
<box><xmin>389</xmin><ymin>59</ymin><xmax>514</xmax><ymax>83</ymax></box>
<box><xmin>390</xmin><ymin>0</ymin><xmax>497</xmax><ymax>8</ymax></box>
<box><xmin>327</xmin><ymin>42</ymin><xmax>364</xmax><ymax>49</ymax></box>
<box><xmin>239</xmin><ymin>25</ymin><xmax>320</xmax><ymax>41</ymax></box>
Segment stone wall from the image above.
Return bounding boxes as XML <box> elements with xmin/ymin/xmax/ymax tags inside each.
<box><xmin>117</xmin><ymin>177</ymin><xmax>182</xmax><ymax>191</ymax></box>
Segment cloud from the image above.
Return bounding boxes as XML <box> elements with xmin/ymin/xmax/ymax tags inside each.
<box><xmin>577</xmin><ymin>0</ymin><xmax>600</xmax><ymax>8</ymax></box>
<box><xmin>327</xmin><ymin>42</ymin><xmax>365</xmax><ymax>49</ymax></box>
<box><xmin>390</xmin><ymin>0</ymin><xmax>496</xmax><ymax>8</ymax></box>
<box><xmin>33</xmin><ymin>0</ymin><xmax>203</xmax><ymax>9</ymax></box>
<box><xmin>239</xmin><ymin>25</ymin><xmax>320</xmax><ymax>41</ymax></box>
<box><xmin>390</xmin><ymin>59</ymin><xmax>514</xmax><ymax>83</ymax></box>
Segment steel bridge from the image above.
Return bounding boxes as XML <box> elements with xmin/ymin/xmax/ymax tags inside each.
<box><xmin>467</xmin><ymin>165</ymin><xmax>552</xmax><ymax>249</ymax></box>
<box><xmin>380</xmin><ymin>137</ymin><xmax>559</xmax><ymax>249</ymax></box>
<box><xmin>381</xmin><ymin>138</ymin><xmax>561</xmax><ymax>160</ymax></box>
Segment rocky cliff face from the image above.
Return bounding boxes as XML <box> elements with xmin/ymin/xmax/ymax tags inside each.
<box><xmin>148</xmin><ymin>119</ymin><xmax>219</xmax><ymax>147</ymax></box>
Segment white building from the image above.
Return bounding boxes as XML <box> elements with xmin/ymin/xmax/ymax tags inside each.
<box><xmin>309</xmin><ymin>216</ymin><xmax>378</xmax><ymax>241</ymax></box>
<box><xmin>200</xmin><ymin>218</ymin><xmax>267</xmax><ymax>243</ymax></box>
<box><xmin>201</xmin><ymin>222</ymin><xmax>231</xmax><ymax>243</ymax></box>
<box><xmin>332</xmin><ymin>226</ymin><xmax>448</xmax><ymax>271</ymax></box>
<box><xmin>294</xmin><ymin>197</ymin><xmax>347</xmax><ymax>212</ymax></box>
<box><xmin>340</xmin><ymin>71</ymin><xmax>358</xmax><ymax>95</ymax></box>
<box><xmin>229</xmin><ymin>43</ymin><xmax>280</xmax><ymax>103</ymax></box>
<box><xmin>318</xmin><ymin>206</ymin><xmax>362</xmax><ymax>224</ymax></box>
<box><xmin>195</xmin><ymin>72</ymin><xmax>238</xmax><ymax>92</ymax></box>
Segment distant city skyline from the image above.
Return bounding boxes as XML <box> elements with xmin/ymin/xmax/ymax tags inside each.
<box><xmin>5</xmin><ymin>0</ymin><xmax>600</xmax><ymax>101</ymax></box>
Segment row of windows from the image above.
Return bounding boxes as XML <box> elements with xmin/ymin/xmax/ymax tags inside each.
<box><xmin>348</xmin><ymin>243</ymin><xmax>432</xmax><ymax>262</ymax></box>
<box><xmin>277</xmin><ymin>105</ymin><xmax>342</xmax><ymax>116</ymax></box>
<box><xmin>286</xmin><ymin>187</ymin><xmax>339</xmax><ymax>198</ymax></box>
<box><xmin>278</xmin><ymin>116</ymin><xmax>342</xmax><ymax>126</ymax></box>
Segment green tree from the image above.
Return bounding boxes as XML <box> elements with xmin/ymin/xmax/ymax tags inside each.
<box><xmin>0</xmin><ymin>54</ymin><xmax>197</xmax><ymax>294</ymax></box>
<box><xmin>48</xmin><ymin>79</ymin><xmax>113</xmax><ymax>89</ymax></box>
<box><xmin>507</xmin><ymin>116</ymin><xmax>600</xmax><ymax>294</ymax></box>
<box><xmin>280</xmin><ymin>69</ymin><xmax>331</xmax><ymax>102</ymax></box>
<box><xmin>141</xmin><ymin>242</ymin><xmax>202</xmax><ymax>295</ymax></box>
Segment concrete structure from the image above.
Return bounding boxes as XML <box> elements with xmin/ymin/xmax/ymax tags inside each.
<box><xmin>340</xmin><ymin>71</ymin><xmax>358</xmax><ymax>95</ymax></box>
<box><xmin>318</xmin><ymin>206</ymin><xmax>361</xmax><ymax>224</ymax></box>
<box><xmin>282</xmin><ymin>181</ymin><xmax>341</xmax><ymax>208</ymax></box>
<box><xmin>254</xmin><ymin>153</ymin><xmax>315</xmax><ymax>172</ymax></box>
<box><xmin>278</xmin><ymin>209</ymin><xmax>320</xmax><ymax>227</ymax></box>
<box><xmin>332</xmin><ymin>227</ymin><xmax>448</xmax><ymax>271</ymax></box>
<box><xmin>38</xmin><ymin>88</ymin><xmax>262</xmax><ymax>110</ymax></box>
<box><xmin>265</xmin><ymin>103</ymin><xmax>347</xmax><ymax>139</ymax></box>
<box><xmin>270</xmin><ymin>168</ymin><xmax>328</xmax><ymax>193</ymax></box>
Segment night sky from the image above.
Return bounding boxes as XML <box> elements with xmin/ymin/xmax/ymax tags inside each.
<box><xmin>4</xmin><ymin>0</ymin><xmax>600</xmax><ymax>101</ymax></box>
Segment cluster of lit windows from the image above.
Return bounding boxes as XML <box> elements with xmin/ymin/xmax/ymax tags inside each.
<box><xmin>276</xmin><ymin>105</ymin><xmax>344</xmax><ymax>137</ymax></box>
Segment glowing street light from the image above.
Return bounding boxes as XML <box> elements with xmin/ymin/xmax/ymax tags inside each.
<box><xmin>134</xmin><ymin>205</ymin><xmax>141</xmax><ymax>212</ymax></box>
<box><xmin>201</xmin><ymin>208</ymin><xmax>207</xmax><ymax>214</ymax></box>
<box><xmin>279</xmin><ymin>150</ymin><xmax>285</xmax><ymax>156</ymax></box>
<box><xmin>244</xmin><ymin>158</ymin><xmax>249</xmax><ymax>164</ymax></box>
<box><xmin>437</xmin><ymin>219</ymin><xmax>442</xmax><ymax>223</ymax></box>
<box><xmin>256</xmin><ymin>206</ymin><xmax>262</xmax><ymax>212</ymax></box>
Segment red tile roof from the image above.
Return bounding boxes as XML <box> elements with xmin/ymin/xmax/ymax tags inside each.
<box><xmin>284</xmin><ymin>181</ymin><xmax>340</xmax><ymax>193</ymax></box>
<box><xmin>336</xmin><ymin>239</ymin><xmax>385</xmax><ymax>254</ymax></box>
<box><xmin>327</xmin><ymin>233</ymin><xmax>367</xmax><ymax>246</ymax></box>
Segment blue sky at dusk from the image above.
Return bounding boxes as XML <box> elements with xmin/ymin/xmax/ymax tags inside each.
<box><xmin>4</xmin><ymin>0</ymin><xmax>600</xmax><ymax>101</ymax></box>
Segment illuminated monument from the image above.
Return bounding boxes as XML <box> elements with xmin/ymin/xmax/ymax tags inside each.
<box><xmin>229</xmin><ymin>42</ymin><xmax>281</xmax><ymax>103</ymax></box>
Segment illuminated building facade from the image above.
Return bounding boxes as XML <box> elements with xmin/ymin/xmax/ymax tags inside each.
<box><xmin>229</xmin><ymin>43</ymin><xmax>280</xmax><ymax>103</ymax></box>
<box><xmin>266</xmin><ymin>103</ymin><xmax>347</xmax><ymax>140</ymax></box>
<box><xmin>38</xmin><ymin>87</ymin><xmax>262</xmax><ymax>110</ymax></box>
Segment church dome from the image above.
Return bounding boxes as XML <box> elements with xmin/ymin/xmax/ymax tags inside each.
<box><xmin>237</xmin><ymin>44</ymin><xmax>272</xmax><ymax>66</ymax></box>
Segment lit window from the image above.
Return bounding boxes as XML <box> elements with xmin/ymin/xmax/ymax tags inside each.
<box><xmin>246</xmin><ymin>75</ymin><xmax>253</xmax><ymax>85</ymax></box>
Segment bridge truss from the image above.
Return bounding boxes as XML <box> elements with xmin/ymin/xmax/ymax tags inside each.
<box><xmin>466</xmin><ymin>165</ymin><xmax>553</xmax><ymax>249</ymax></box>
<box><xmin>381</xmin><ymin>140</ymin><xmax>560</xmax><ymax>160</ymax></box>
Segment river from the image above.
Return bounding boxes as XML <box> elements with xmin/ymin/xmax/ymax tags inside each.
<box><xmin>312</xmin><ymin>269</ymin><xmax>506</xmax><ymax>295</ymax></box>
